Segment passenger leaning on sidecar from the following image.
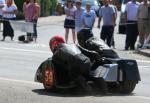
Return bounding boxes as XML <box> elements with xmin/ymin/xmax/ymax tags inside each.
<box><xmin>49</xmin><ymin>35</ymin><xmax>108</xmax><ymax>94</ymax></box>
<box><xmin>77</xmin><ymin>28</ymin><xmax>119</xmax><ymax>58</ymax></box>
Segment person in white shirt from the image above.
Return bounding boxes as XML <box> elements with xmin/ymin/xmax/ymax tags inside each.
<box><xmin>1</xmin><ymin>0</ymin><xmax>17</xmax><ymax>41</ymax></box>
<box><xmin>75</xmin><ymin>0</ymin><xmax>84</xmax><ymax>32</ymax></box>
<box><xmin>64</xmin><ymin>0</ymin><xmax>76</xmax><ymax>43</ymax></box>
<box><xmin>137</xmin><ymin>0</ymin><xmax>150</xmax><ymax>48</ymax></box>
<box><xmin>124</xmin><ymin>0</ymin><xmax>139</xmax><ymax>50</ymax></box>
<box><xmin>97</xmin><ymin>0</ymin><xmax>116</xmax><ymax>47</ymax></box>
<box><xmin>82</xmin><ymin>2</ymin><xmax>96</xmax><ymax>30</ymax></box>
<box><xmin>0</xmin><ymin>0</ymin><xmax>5</xmax><ymax>18</ymax></box>
<box><xmin>0</xmin><ymin>0</ymin><xmax>5</xmax><ymax>31</ymax></box>
<box><xmin>109</xmin><ymin>0</ymin><xmax>117</xmax><ymax>49</ymax></box>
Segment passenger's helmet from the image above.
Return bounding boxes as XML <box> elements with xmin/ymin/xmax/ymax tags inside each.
<box><xmin>77</xmin><ymin>28</ymin><xmax>93</xmax><ymax>47</ymax></box>
<box><xmin>49</xmin><ymin>35</ymin><xmax>65</xmax><ymax>52</ymax></box>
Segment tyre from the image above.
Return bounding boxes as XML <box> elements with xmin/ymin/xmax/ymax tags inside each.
<box><xmin>119</xmin><ymin>81</ymin><xmax>136</xmax><ymax>94</ymax></box>
<box><xmin>107</xmin><ymin>82</ymin><xmax>119</xmax><ymax>93</ymax></box>
<box><xmin>43</xmin><ymin>68</ymin><xmax>56</xmax><ymax>91</ymax></box>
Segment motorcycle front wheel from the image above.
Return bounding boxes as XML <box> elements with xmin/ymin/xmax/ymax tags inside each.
<box><xmin>43</xmin><ymin>68</ymin><xmax>56</xmax><ymax>91</ymax></box>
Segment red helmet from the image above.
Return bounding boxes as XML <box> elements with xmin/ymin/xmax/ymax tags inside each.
<box><xmin>49</xmin><ymin>35</ymin><xmax>65</xmax><ymax>52</ymax></box>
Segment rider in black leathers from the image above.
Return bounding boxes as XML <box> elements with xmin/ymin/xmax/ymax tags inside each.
<box><xmin>77</xmin><ymin>28</ymin><xmax>119</xmax><ymax>58</ymax></box>
<box><xmin>50</xmin><ymin>35</ymin><xmax>108</xmax><ymax>94</ymax></box>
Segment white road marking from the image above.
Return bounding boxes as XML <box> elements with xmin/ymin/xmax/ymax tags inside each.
<box><xmin>0</xmin><ymin>47</ymin><xmax>50</xmax><ymax>54</ymax></box>
<box><xmin>132</xmin><ymin>96</ymin><xmax>150</xmax><ymax>100</ymax></box>
<box><xmin>0</xmin><ymin>47</ymin><xmax>150</xmax><ymax>67</ymax></box>
<box><xmin>138</xmin><ymin>66</ymin><xmax>150</xmax><ymax>68</ymax></box>
<box><xmin>0</xmin><ymin>77</ymin><xmax>41</xmax><ymax>85</ymax></box>
<box><xmin>136</xmin><ymin>60</ymin><xmax>150</xmax><ymax>63</ymax></box>
<box><xmin>25</xmin><ymin>43</ymin><xmax>49</xmax><ymax>47</ymax></box>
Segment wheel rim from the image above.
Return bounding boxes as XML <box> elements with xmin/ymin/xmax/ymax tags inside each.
<box><xmin>43</xmin><ymin>68</ymin><xmax>54</xmax><ymax>89</ymax></box>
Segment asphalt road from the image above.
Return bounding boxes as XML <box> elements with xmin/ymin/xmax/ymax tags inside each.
<box><xmin>0</xmin><ymin>15</ymin><xmax>150</xmax><ymax>103</ymax></box>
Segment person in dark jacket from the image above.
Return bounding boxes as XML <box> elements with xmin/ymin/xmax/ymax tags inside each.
<box><xmin>49</xmin><ymin>35</ymin><xmax>108</xmax><ymax>94</ymax></box>
<box><xmin>77</xmin><ymin>28</ymin><xmax>119</xmax><ymax>58</ymax></box>
<box><xmin>1</xmin><ymin>0</ymin><xmax>17</xmax><ymax>41</ymax></box>
<box><xmin>49</xmin><ymin>35</ymin><xmax>92</xmax><ymax>93</ymax></box>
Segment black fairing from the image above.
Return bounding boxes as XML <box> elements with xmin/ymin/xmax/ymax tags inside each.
<box><xmin>117</xmin><ymin>59</ymin><xmax>141</xmax><ymax>82</ymax></box>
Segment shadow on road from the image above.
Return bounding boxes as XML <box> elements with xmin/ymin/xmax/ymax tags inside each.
<box><xmin>32</xmin><ymin>88</ymin><xmax>135</xmax><ymax>97</ymax></box>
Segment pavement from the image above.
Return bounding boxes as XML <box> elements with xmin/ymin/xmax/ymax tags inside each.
<box><xmin>137</xmin><ymin>49</ymin><xmax>150</xmax><ymax>57</ymax></box>
<box><xmin>25</xmin><ymin>15</ymin><xmax>150</xmax><ymax>58</ymax></box>
<box><xmin>37</xmin><ymin>15</ymin><xmax>65</xmax><ymax>25</ymax></box>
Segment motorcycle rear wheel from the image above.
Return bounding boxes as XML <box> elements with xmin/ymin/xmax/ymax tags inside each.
<box><xmin>119</xmin><ymin>81</ymin><xmax>136</xmax><ymax>94</ymax></box>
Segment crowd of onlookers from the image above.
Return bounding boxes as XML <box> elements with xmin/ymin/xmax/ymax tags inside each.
<box><xmin>63</xmin><ymin>0</ymin><xmax>150</xmax><ymax>50</ymax></box>
<box><xmin>124</xmin><ymin>0</ymin><xmax>150</xmax><ymax>50</ymax></box>
<box><xmin>0</xmin><ymin>0</ymin><xmax>40</xmax><ymax>42</ymax></box>
<box><xmin>0</xmin><ymin>0</ymin><xmax>150</xmax><ymax>50</ymax></box>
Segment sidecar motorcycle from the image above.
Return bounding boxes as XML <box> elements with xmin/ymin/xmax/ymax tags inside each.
<box><xmin>35</xmin><ymin>29</ymin><xmax>140</xmax><ymax>94</ymax></box>
<box><xmin>35</xmin><ymin>49</ymin><xmax>141</xmax><ymax>94</ymax></box>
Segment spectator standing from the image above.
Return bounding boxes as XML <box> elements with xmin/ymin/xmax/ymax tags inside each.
<box><xmin>97</xmin><ymin>0</ymin><xmax>116</xmax><ymax>47</ymax></box>
<box><xmin>137</xmin><ymin>0</ymin><xmax>149</xmax><ymax>48</ymax></box>
<box><xmin>25</xmin><ymin>0</ymin><xmax>40</xmax><ymax>42</ymax></box>
<box><xmin>23</xmin><ymin>0</ymin><xmax>30</xmax><ymax>22</ymax></box>
<box><xmin>23</xmin><ymin>0</ymin><xmax>31</xmax><ymax>42</ymax></box>
<box><xmin>109</xmin><ymin>0</ymin><xmax>118</xmax><ymax>48</ymax></box>
<box><xmin>75</xmin><ymin>0</ymin><xmax>84</xmax><ymax>32</ymax></box>
<box><xmin>82</xmin><ymin>2</ymin><xmax>96</xmax><ymax>30</ymax></box>
<box><xmin>0</xmin><ymin>0</ymin><xmax>5</xmax><ymax>30</ymax></box>
<box><xmin>64</xmin><ymin>0</ymin><xmax>76</xmax><ymax>43</ymax></box>
<box><xmin>1</xmin><ymin>0</ymin><xmax>17</xmax><ymax>41</ymax></box>
<box><xmin>0</xmin><ymin>0</ymin><xmax>5</xmax><ymax>18</ymax></box>
<box><xmin>124</xmin><ymin>0</ymin><xmax>139</xmax><ymax>50</ymax></box>
<box><xmin>56</xmin><ymin>2</ymin><xmax>63</xmax><ymax>15</ymax></box>
<box><xmin>27</xmin><ymin>0</ymin><xmax>40</xmax><ymax>42</ymax></box>
<box><xmin>109</xmin><ymin>0</ymin><xmax>117</xmax><ymax>19</ymax></box>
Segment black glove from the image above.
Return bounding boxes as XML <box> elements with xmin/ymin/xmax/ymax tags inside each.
<box><xmin>90</xmin><ymin>52</ymin><xmax>101</xmax><ymax>61</ymax></box>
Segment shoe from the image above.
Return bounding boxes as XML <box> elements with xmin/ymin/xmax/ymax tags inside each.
<box><xmin>1</xmin><ymin>39</ymin><xmax>4</xmax><ymax>41</ymax></box>
<box><xmin>112</xmin><ymin>46</ymin><xmax>116</xmax><ymax>49</ymax></box>
<box><xmin>137</xmin><ymin>44</ymin><xmax>143</xmax><ymax>49</ymax></box>
<box><xmin>23</xmin><ymin>40</ymin><xmax>29</xmax><ymax>43</ymax></box>
<box><xmin>10</xmin><ymin>36</ymin><xmax>14</xmax><ymax>41</ymax></box>
<box><xmin>1</xmin><ymin>37</ymin><xmax>5</xmax><ymax>41</ymax></box>
<box><xmin>125</xmin><ymin>47</ymin><xmax>128</xmax><ymax>50</ymax></box>
<box><xmin>130</xmin><ymin>48</ymin><xmax>135</xmax><ymax>50</ymax></box>
<box><xmin>130</xmin><ymin>47</ymin><xmax>135</xmax><ymax>50</ymax></box>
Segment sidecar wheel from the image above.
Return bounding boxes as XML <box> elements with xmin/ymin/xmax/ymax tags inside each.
<box><xmin>119</xmin><ymin>81</ymin><xmax>136</xmax><ymax>94</ymax></box>
<box><xmin>43</xmin><ymin>68</ymin><xmax>56</xmax><ymax>91</ymax></box>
